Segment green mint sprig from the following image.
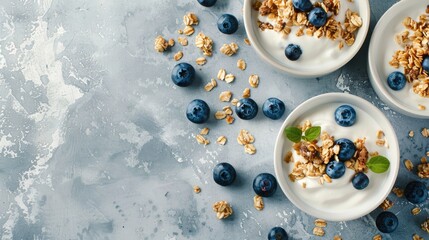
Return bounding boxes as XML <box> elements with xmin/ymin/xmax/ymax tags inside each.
<box><xmin>284</xmin><ymin>126</ymin><xmax>321</xmax><ymax>143</ymax></box>
<box><xmin>366</xmin><ymin>155</ymin><xmax>390</xmax><ymax>173</ymax></box>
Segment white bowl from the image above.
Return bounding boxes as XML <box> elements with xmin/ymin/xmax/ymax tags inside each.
<box><xmin>274</xmin><ymin>93</ymin><xmax>399</xmax><ymax>221</ymax></box>
<box><xmin>368</xmin><ymin>0</ymin><xmax>429</xmax><ymax>118</ymax></box>
<box><xmin>243</xmin><ymin>0</ymin><xmax>370</xmax><ymax>78</ymax></box>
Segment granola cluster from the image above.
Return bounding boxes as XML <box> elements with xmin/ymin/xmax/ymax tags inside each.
<box><xmin>287</xmin><ymin>121</ymin><xmax>370</xmax><ymax>185</ymax></box>
<box><xmin>213</xmin><ymin>200</ymin><xmax>233</xmax><ymax>219</ymax></box>
<box><xmin>389</xmin><ymin>7</ymin><xmax>429</xmax><ymax>99</ymax></box>
<box><xmin>254</xmin><ymin>0</ymin><xmax>362</xmax><ymax>48</ymax></box>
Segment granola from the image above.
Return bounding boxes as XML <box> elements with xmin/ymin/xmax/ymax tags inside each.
<box><xmin>193</xmin><ymin>185</ymin><xmax>201</xmax><ymax>193</ymax></box>
<box><xmin>379</xmin><ymin>198</ymin><xmax>393</xmax><ymax>211</ymax></box>
<box><xmin>253</xmin><ymin>195</ymin><xmax>264</xmax><ymax>210</ymax></box>
<box><xmin>195</xmin><ymin>32</ymin><xmax>213</xmax><ymax>56</ymax></box>
<box><xmin>154</xmin><ymin>36</ymin><xmax>170</xmax><ymax>52</ymax></box>
<box><xmin>220</xmin><ymin>42</ymin><xmax>239</xmax><ymax>56</ymax></box>
<box><xmin>213</xmin><ymin>201</ymin><xmax>233</xmax><ymax>219</ymax></box>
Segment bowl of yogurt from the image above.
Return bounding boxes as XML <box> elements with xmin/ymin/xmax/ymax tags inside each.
<box><xmin>368</xmin><ymin>0</ymin><xmax>429</xmax><ymax>118</ymax></box>
<box><xmin>243</xmin><ymin>0</ymin><xmax>370</xmax><ymax>78</ymax></box>
<box><xmin>274</xmin><ymin>93</ymin><xmax>399</xmax><ymax>221</ymax></box>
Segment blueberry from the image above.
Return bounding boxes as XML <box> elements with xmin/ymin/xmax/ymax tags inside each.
<box><xmin>263</xmin><ymin>98</ymin><xmax>286</xmax><ymax>120</ymax></box>
<box><xmin>213</xmin><ymin>162</ymin><xmax>236</xmax><ymax>186</ymax></box>
<box><xmin>326</xmin><ymin>161</ymin><xmax>346</xmax><ymax>179</ymax></box>
<box><xmin>285</xmin><ymin>44</ymin><xmax>302</xmax><ymax>61</ymax></box>
<box><xmin>308</xmin><ymin>7</ymin><xmax>327</xmax><ymax>28</ymax></box>
<box><xmin>268</xmin><ymin>227</ymin><xmax>288</xmax><ymax>240</ymax></box>
<box><xmin>197</xmin><ymin>0</ymin><xmax>216</xmax><ymax>7</ymax></box>
<box><xmin>423</xmin><ymin>56</ymin><xmax>429</xmax><ymax>72</ymax></box>
<box><xmin>376</xmin><ymin>211</ymin><xmax>398</xmax><ymax>233</ymax></box>
<box><xmin>217</xmin><ymin>14</ymin><xmax>239</xmax><ymax>34</ymax></box>
<box><xmin>236</xmin><ymin>98</ymin><xmax>258</xmax><ymax>120</ymax></box>
<box><xmin>352</xmin><ymin>172</ymin><xmax>369</xmax><ymax>190</ymax></box>
<box><xmin>387</xmin><ymin>71</ymin><xmax>406</xmax><ymax>91</ymax></box>
<box><xmin>171</xmin><ymin>63</ymin><xmax>195</xmax><ymax>87</ymax></box>
<box><xmin>335</xmin><ymin>138</ymin><xmax>356</xmax><ymax>161</ymax></box>
<box><xmin>404</xmin><ymin>181</ymin><xmax>428</xmax><ymax>204</ymax></box>
<box><xmin>292</xmin><ymin>0</ymin><xmax>313</xmax><ymax>12</ymax></box>
<box><xmin>253</xmin><ymin>173</ymin><xmax>278</xmax><ymax>197</ymax></box>
<box><xmin>334</xmin><ymin>105</ymin><xmax>357</xmax><ymax>127</ymax></box>
<box><xmin>186</xmin><ymin>99</ymin><xmax>210</xmax><ymax>124</ymax></box>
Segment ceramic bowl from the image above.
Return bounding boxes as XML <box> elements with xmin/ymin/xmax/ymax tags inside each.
<box><xmin>368</xmin><ymin>0</ymin><xmax>429</xmax><ymax>118</ymax></box>
<box><xmin>274</xmin><ymin>93</ymin><xmax>399</xmax><ymax>221</ymax></box>
<box><xmin>243</xmin><ymin>0</ymin><xmax>370</xmax><ymax>78</ymax></box>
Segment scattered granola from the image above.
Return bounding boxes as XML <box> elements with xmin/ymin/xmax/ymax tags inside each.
<box><xmin>422</xmin><ymin>128</ymin><xmax>429</xmax><ymax>138</ymax></box>
<box><xmin>194</xmin><ymin>185</ymin><xmax>201</xmax><ymax>193</ymax></box>
<box><xmin>237</xmin><ymin>59</ymin><xmax>246</xmax><ymax>70</ymax></box>
<box><xmin>225</xmin><ymin>73</ymin><xmax>235</xmax><ymax>83</ymax></box>
<box><xmin>223</xmin><ymin>106</ymin><xmax>233</xmax><ymax>115</ymax></box>
<box><xmin>219</xmin><ymin>91</ymin><xmax>232</xmax><ymax>102</ymax></box>
<box><xmin>421</xmin><ymin>218</ymin><xmax>429</xmax><ymax>233</ymax></box>
<box><xmin>154</xmin><ymin>36</ymin><xmax>170</xmax><ymax>52</ymax></box>
<box><xmin>178</xmin><ymin>36</ymin><xmax>188</xmax><ymax>46</ymax></box>
<box><xmin>217</xmin><ymin>136</ymin><xmax>227</xmax><ymax>145</ymax></box>
<box><xmin>379</xmin><ymin>198</ymin><xmax>393</xmax><ymax>211</ymax></box>
<box><xmin>204</xmin><ymin>79</ymin><xmax>217</xmax><ymax>92</ymax></box>
<box><xmin>200</xmin><ymin>127</ymin><xmax>210</xmax><ymax>135</ymax></box>
<box><xmin>405</xmin><ymin>159</ymin><xmax>414</xmax><ymax>171</ymax></box>
<box><xmin>183</xmin><ymin>12</ymin><xmax>199</xmax><ymax>26</ymax></box>
<box><xmin>168</xmin><ymin>38</ymin><xmax>175</xmax><ymax>47</ymax></box>
<box><xmin>333</xmin><ymin>235</ymin><xmax>342</xmax><ymax>240</ymax></box>
<box><xmin>409</xmin><ymin>130</ymin><xmax>415</xmax><ymax>138</ymax></box>
<box><xmin>237</xmin><ymin>129</ymin><xmax>255</xmax><ymax>145</ymax></box>
<box><xmin>220</xmin><ymin>42</ymin><xmax>239</xmax><ymax>56</ymax></box>
<box><xmin>196</xmin><ymin>134</ymin><xmax>210</xmax><ymax>145</ymax></box>
<box><xmin>213</xmin><ymin>201</ymin><xmax>233</xmax><ymax>219</ymax></box>
<box><xmin>392</xmin><ymin>187</ymin><xmax>404</xmax><ymax>197</ymax></box>
<box><xmin>412</xmin><ymin>207</ymin><xmax>422</xmax><ymax>215</ymax></box>
<box><xmin>195</xmin><ymin>32</ymin><xmax>213</xmax><ymax>56</ymax></box>
<box><xmin>196</xmin><ymin>57</ymin><xmax>207</xmax><ymax>65</ymax></box>
<box><xmin>413</xmin><ymin>234</ymin><xmax>424</xmax><ymax>240</ymax></box>
<box><xmin>174</xmin><ymin>51</ymin><xmax>183</xmax><ymax>61</ymax></box>
<box><xmin>312</xmin><ymin>227</ymin><xmax>325</xmax><ymax>237</ymax></box>
<box><xmin>226</xmin><ymin>115</ymin><xmax>235</xmax><ymax>124</ymax></box>
<box><xmin>231</xmin><ymin>98</ymin><xmax>239</xmax><ymax>106</ymax></box>
<box><xmin>244</xmin><ymin>143</ymin><xmax>257</xmax><ymax>155</ymax></box>
<box><xmin>184</xmin><ymin>25</ymin><xmax>195</xmax><ymax>36</ymax></box>
<box><xmin>215</xmin><ymin>111</ymin><xmax>227</xmax><ymax>120</ymax></box>
<box><xmin>244</xmin><ymin>38</ymin><xmax>251</xmax><ymax>45</ymax></box>
<box><xmin>417</xmin><ymin>161</ymin><xmax>429</xmax><ymax>178</ymax></box>
<box><xmin>243</xmin><ymin>88</ymin><xmax>251</xmax><ymax>98</ymax></box>
<box><xmin>249</xmin><ymin>74</ymin><xmax>260</xmax><ymax>88</ymax></box>
<box><xmin>217</xmin><ymin>68</ymin><xmax>226</xmax><ymax>80</ymax></box>
<box><xmin>314</xmin><ymin>219</ymin><xmax>327</xmax><ymax>228</ymax></box>
<box><xmin>253</xmin><ymin>195</ymin><xmax>264</xmax><ymax>210</ymax></box>
<box><xmin>373</xmin><ymin>234</ymin><xmax>382</xmax><ymax>240</ymax></box>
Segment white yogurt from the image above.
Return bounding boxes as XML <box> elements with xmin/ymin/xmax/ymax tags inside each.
<box><xmin>254</xmin><ymin>0</ymin><xmax>359</xmax><ymax>72</ymax></box>
<box><xmin>381</xmin><ymin>7</ymin><xmax>429</xmax><ymax>113</ymax></box>
<box><xmin>285</xmin><ymin>103</ymin><xmax>391</xmax><ymax>211</ymax></box>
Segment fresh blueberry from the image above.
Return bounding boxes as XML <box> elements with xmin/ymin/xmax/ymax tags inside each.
<box><xmin>404</xmin><ymin>181</ymin><xmax>428</xmax><ymax>204</ymax></box>
<box><xmin>326</xmin><ymin>161</ymin><xmax>346</xmax><ymax>179</ymax></box>
<box><xmin>217</xmin><ymin>14</ymin><xmax>239</xmax><ymax>34</ymax></box>
<box><xmin>186</xmin><ymin>99</ymin><xmax>210</xmax><ymax>124</ymax></box>
<box><xmin>376</xmin><ymin>211</ymin><xmax>398</xmax><ymax>233</ymax></box>
<box><xmin>285</xmin><ymin>44</ymin><xmax>302</xmax><ymax>61</ymax></box>
<box><xmin>292</xmin><ymin>0</ymin><xmax>313</xmax><ymax>12</ymax></box>
<box><xmin>268</xmin><ymin>227</ymin><xmax>288</xmax><ymax>240</ymax></box>
<box><xmin>423</xmin><ymin>56</ymin><xmax>429</xmax><ymax>72</ymax></box>
<box><xmin>335</xmin><ymin>138</ymin><xmax>356</xmax><ymax>161</ymax></box>
<box><xmin>236</xmin><ymin>98</ymin><xmax>258</xmax><ymax>120</ymax></box>
<box><xmin>308</xmin><ymin>7</ymin><xmax>327</xmax><ymax>27</ymax></box>
<box><xmin>253</xmin><ymin>173</ymin><xmax>278</xmax><ymax>197</ymax></box>
<box><xmin>352</xmin><ymin>172</ymin><xmax>369</xmax><ymax>190</ymax></box>
<box><xmin>197</xmin><ymin>0</ymin><xmax>216</xmax><ymax>7</ymax></box>
<box><xmin>263</xmin><ymin>98</ymin><xmax>286</xmax><ymax>120</ymax></box>
<box><xmin>213</xmin><ymin>162</ymin><xmax>236</xmax><ymax>186</ymax></box>
<box><xmin>334</xmin><ymin>105</ymin><xmax>356</xmax><ymax>127</ymax></box>
<box><xmin>171</xmin><ymin>63</ymin><xmax>195</xmax><ymax>87</ymax></box>
<box><xmin>387</xmin><ymin>71</ymin><xmax>406</xmax><ymax>91</ymax></box>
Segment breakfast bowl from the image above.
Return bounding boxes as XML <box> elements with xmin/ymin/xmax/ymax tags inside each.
<box><xmin>367</xmin><ymin>0</ymin><xmax>429</xmax><ymax>118</ymax></box>
<box><xmin>274</xmin><ymin>93</ymin><xmax>399</xmax><ymax>221</ymax></box>
<box><xmin>243</xmin><ymin>0</ymin><xmax>370</xmax><ymax>78</ymax></box>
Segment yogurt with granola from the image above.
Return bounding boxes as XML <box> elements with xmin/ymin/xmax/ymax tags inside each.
<box><xmin>283</xmin><ymin>103</ymin><xmax>391</xmax><ymax>211</ymax></box>
<box><xmin>252</xmin><ymin>0</ymin><xmax>363</xmax><ymax>72</ymax></box>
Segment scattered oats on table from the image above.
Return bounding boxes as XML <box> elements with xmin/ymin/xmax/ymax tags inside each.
<box><xmin>154</xmin><ymin>36</ymin><xmax>169</xmax><ymax>52</ymax></box>
<box><xmin>231</xmin><ymin>98</ymin><xmax>239</xmax><ymax>106</ymax></box>
<box><xmin>312</xmin><ymin>227</ymin><xmax>325</xmax><ymax>237</ymax></box>
<box><xmin>405</xmin><ymin>159</ymin><xmax>414</xmax><ymax>171</ymax></box>
<box><xmin>253</xmin><ymin>195</ymin><xmax>264</xmax><ymax>211</ymax></box>
<box><xmin>237</xmin><ymin>129</ymin><xmax>255</xmax><ymax>145</ymax></box>
<box><xmin>244</xmin><ymin>38</ymin><xmax>251</xmax><ymax>45</ymax></box>
<box><xmin>413</xmin><ymin>234</ymin><xmax>424</xmax><ymax>240</ymax></box>
<box><xmin>195</xmin><ymin>134</ymin><xmax>210</xmax><ymax>145</ymax></box>
<box><xmin>225</xmin><ymin>73</ymin><xmax>235</xmax><ymax>83</ymax></box>
<box><xmin>213</xmin><ymin>200</ymin><xmax>233</xmax><ymax>219</ymax></box>
<box><xmin>421</xmin><ymin>128</ymin><xmax>429</xmax><ymax>138</ymax></box>
<box><xmin>168</xmin><ymin>38</ymin><xmax>175</xmax><ymax>47</ymax></box>
<box><xmin>333</xmin><ymin>235</ymin><xmax>342</xmax><ymax>240</ymax></box>
<box><xmin>196</xmin><ymin>57</ymin><xmax>207</xmax><ymax>65</ymax></box>
<box><xmin>217</xmin><ymin>68</ymin><xmax>226</xmax><ymax>80</ymax></box>
<box><xmin>200</xmin><ymin>127</ymin><xmax>210</xmax><ymax>135</ymax></box>
<box><xmin>195</xmin><ymin>32</ymin><xmax>213</xmax><ymax>56</ymax></box>
<box><xmin>373</xmin><ymin>234</ymin><xmax>382</xmax><ymax>240</ymax></box>
<box><xmin>174</xmin><ymin>51</ymin><xmax>183</xmax><ymax>61</ymax></box>
<box><xmin>225</xmin><ymin>115</ymin><xmax>235</xmax><ymax>124</ymax></box>
<box><xmin>417</xmin><ymin>161</ymin><xmax>429</xmax><ymax>178</ymax></box>
<box><xmin>220</xmin><ymin>42</ymin><xmax>239</xmax><ymax>56</ymax></box>
<box><xmin>248</xmin><ymin>74</ymin><xmax>259</xmax><ymax>88</ymax></box>
<box><xmin>412</xmin><ymin>207</ymin><xmax>421</xmax><ymax>215</ymax></box>
<box><xmin>223</xmin><ymin>106</ymin><xmax>233</xmax><ymax>115</ymax></box>
<box><xmin>242</xmin><ymin>88</ymin><xmax>251</xmax><ymax>98</ymax></box>
<box><xmin>216</xmin><ymin>136</ymin><xmax>227</xmax><ymax>145</ymax></box>
<box><xmin>204</xmin><ymin>79</ymin><xmax>217</xmax><ymax>92</ymax></box>
<box><xmin>237</xmin><ymin>59</ymin><xmax>246</xmax><ymax>70</ymax></box>
<box><xmin>392</xmin><ymin>187</ymin><xmax>404</xmax><ymax>197</ymax></box>
<box><xmin>177</xmin><ymin>36</ymin><xmax>188</xmax><ymax>46</ymax></box>
<box><xmin>379</xmin><ymin>198</ymin><xmax>393</xmax><ymax>211</ymax></box>
<box><xmin>183</xmin><ymin>25</ymin><xmax>195</xmax><ymax>36</ymax></box>
<box><xmin>421</xmin><ymin>218</ymin><xmax>429</xmax><ymax>233</ymax></box>
<box><xmin>183</xmin><ymin>12</ymin><xmax>199</xmax><ymax>26</ymax></box>
<box><xmin>215</xmin><ymin>111</ymin><xmax>227</xmax><ymax>120</ymax></box>
<box><xmin>193</xmin><ymin>185</ymin><xmax>201</xmax><ymax>193</ymax></box>
<box><xmin>244</xmin><ymin>143</ymin><xmax>256</xmax><ymax>155</ymax></box>
<box><xmin>409</xmin><ymin>130</ymin><xmax>415</xmax><ymax>138</ymax></box>
<box><xmin>314</xmin><ymin>219</ymin><xmax>327</xmax><ymax>228</ymax></box>
<box><xmin>219</xmin><ymin>91</ymin><xmax>232</xmax><ymax>102</ymax></box>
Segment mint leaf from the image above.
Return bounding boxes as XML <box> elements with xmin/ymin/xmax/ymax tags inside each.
<box><xmin>366</xmin><ymin>155</ymin><xmax>390</xmax><ymax>173</ymax></box>
<box><xmin>304</xmin><ymin>126</ymin><xmax>321</xmax><ymax>142</ymax></box>
<box><xmin>284</xmin><ymin>127</ymin><xmax>302</xmax><ymax>143</ymax></box>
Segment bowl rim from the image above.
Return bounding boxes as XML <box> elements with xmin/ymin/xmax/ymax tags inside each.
<box><xmin>273</xmin><ymin>92</ymin><xmax>400</xmax><ymax>221</ymax></box>
<box><xmin>243</xmin><ymin>0</ymin><xmax>371</xmax><ymax>78</ymax></box>
<box><xmin>367</xmin><ymin>0</ymin><xmax>429</xmax><ymax>119</ymax></box>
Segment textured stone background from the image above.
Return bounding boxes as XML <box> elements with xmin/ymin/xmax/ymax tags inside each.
<box><xmin>0</xmin><ymin>0</ymin><xmax>427</xmax><ymax>239</ymax></box>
